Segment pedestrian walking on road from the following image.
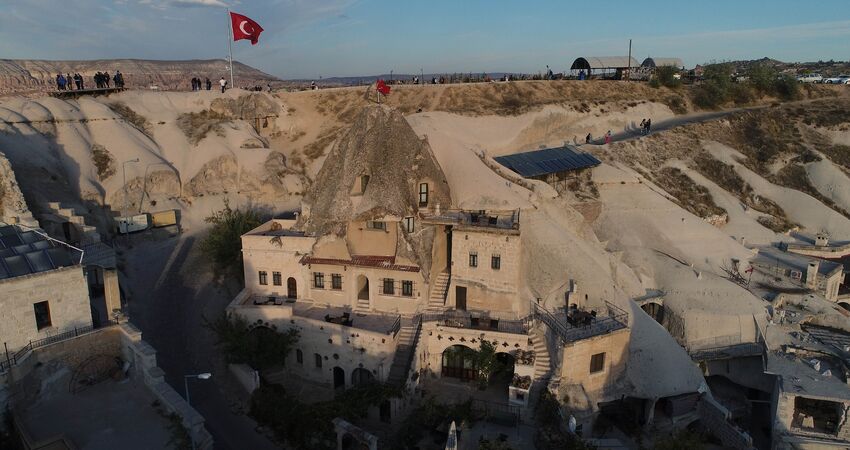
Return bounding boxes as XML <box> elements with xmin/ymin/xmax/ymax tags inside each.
<box><xmin>645</xmin><ymin>118</ymin><xmax>652</xmax><ymax>135</ymax></box>
<box><xmin>604</xmin><ymin>130</ymin><xmax>612</xmax><ymax>145</ymax></box>
<box><xmin>585</xmin><ymin>133</ymin><xmax>592</xmax><ymax>144</ymax></box>
<box><xmin>639</xmin><ymin>119</ymin><xmax>646</xmax><ymax>135</ymax></box>
<box><xmin>219</xmin><ymin>77</ymin><xmax>227</xmax><ymax>93</ymax></box>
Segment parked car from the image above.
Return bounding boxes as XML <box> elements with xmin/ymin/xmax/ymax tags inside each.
<box><xmin>797</xmin><ymin>74</ymin><xmax>823</xmax><ymax>83</ymax></box>
<box><xmin>823</xmin><ymin>75</ymin><xmax>850</xmax><ymax>84</ymax></box>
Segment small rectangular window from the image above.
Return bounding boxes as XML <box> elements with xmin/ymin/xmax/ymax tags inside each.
<box><xmin>366</xmin><ymin>221</ymin><xmax>387</xmax><ymax>231</ymax></box>
<box><xmin>360</xmin><ymin>175</ymin><xmax>370</xmax><ymax>193</ymax></box>
<box><xmin>259</xmin><ymin>271</ymin><xmax>268</xmax><ymax>285</ymax></box>
<box><xmin>491</xmin><ymin>255</ymin><xmax>501</xmax><ymax>270</ymax></box>
<box><xmin>383</xmin><ymin>278</ymin><xmax>395</xmax><ymax>295</ymax></box>
<box><xmin>315</xmin><ymin>353</ymin><xmax>323</xmax><ymax>368</ymax></box>
<box><xmin>402</xmin><ymin>280</ymin><xmax>414</xmax><ymax>297</ymax></box>
<box><xmin>33</xmin><ymin>301</ymin><xmax>52</xmax><ymax>330</ymax></box>
<box><xmin>590</xmin><ymin>352</ymin><xmax>606</xmax><ymax>374</ymax></box>
<box><xmin>419</xmin><ymin>183</ymin><xmax>429</xmax><ymax>206</ymax></box>
<box><xmin>273</xmin><ymin>271</ymin><xmax>282</xmax><ymax>286</ymax></box>
<box><xmin>404</xmin><ymin>216</ymin><xmax>415</xmax><ymax>233</ymax></box>
<box><xmin>314</xmin><ymin>272</ymin><xmax>325</xmax><ymax>289</ymax></box>
<box><xmin>469</xmin><ymin>252</ymin><xmax>478</xmax><ymax>268</ymax></box>
<box><xmin>332</xmin><ymin>274</ymin><xmax>343</xmax><ymax>290</ymax></box>
<box><xmin>296</xmin><ymin>349</ymin><xmax>303</xmax><ymax>364</ymax></box>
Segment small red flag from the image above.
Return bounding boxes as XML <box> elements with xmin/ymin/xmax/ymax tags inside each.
<box><xmin>745</xmin><ymin>266</ymin><xmax>754</xmax><ymax>274</ymax></box>
<box><xmin>376</xmin><ymin>79</ymin><xmax>391</xmax><ymax>96</ymax></box>
<box><xmin>230</xmin><ymin>12</ymin><xmax>264</xmax><ymax>45</ymax></box>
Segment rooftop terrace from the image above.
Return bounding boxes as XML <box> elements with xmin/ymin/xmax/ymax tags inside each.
<box><xmin>422</xmin><ymin>209</ymin><xmax>520</xmax><ymax>231</ymax></box>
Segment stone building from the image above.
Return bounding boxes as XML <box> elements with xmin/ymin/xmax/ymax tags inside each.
<box><xmin>0</xmin><ymin>224</ymin><xmax>93</xmax><ymax>350</ymax></box>
<box><xmin>227</xmin><ymin>105</ymin><xmax>631</xmax><ymax>422</ymax></box>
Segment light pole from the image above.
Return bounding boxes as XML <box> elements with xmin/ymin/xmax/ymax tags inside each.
<box><xmin>420</xmin><ymin>68</ymin><xmax>424</xmax><ymax>85</ymax></box>
<box><xmin>184</xmin><ymin>372</ymin><xmax>212</xmax><ymax>450</ymax></box>
<box><xmin>121</xmin><ymin>158</ymin><xmax>140</xmax><ymax>217</ymax></box>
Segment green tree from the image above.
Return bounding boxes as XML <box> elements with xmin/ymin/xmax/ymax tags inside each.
<box><xmin>692</xmin><ymin>63</ymin><xmax>735</xmax><ymax>109</ymax></box>
<box><xmin>473</xmin><ymin>340</ymin><xmax>499</xmax><ymax>389</ymax></box>
<box><xmin>650</xmin><ymin>66</ymin><xmax>682</xmax><ymax>89</ymax></box>
<box><xmin>200</xmin><ymin>200</ymin><xmax>263</xmax><ymax>280</ymax></box>
<box><xmin>746</xmin><ymin>62</ymin><xmax>778</xmax><ymax>94</ymax></box>
<box><xmin>206</xmin><ymin>313</ymin><xmax>299</xmax><ymax>370</ymax></box>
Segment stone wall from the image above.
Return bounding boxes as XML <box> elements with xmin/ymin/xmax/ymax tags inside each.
<box><xmin>559</xmin><ymin>327</ymin><xmax>629</xmax><ymax>405</ymax></box>
<box><xmin>448</xmin><ymin>228</ymin><xmax>523</xmax><ymax>315</ymax></box>
<box><xmin>698</xmin><ymin>395</ymin><xmax>754</xmax><ymax>449</ymax></box>
<box><xmin>0</xmin><ymin>266</ymin><xmax>93</xmax><ymax>350</ymax></box>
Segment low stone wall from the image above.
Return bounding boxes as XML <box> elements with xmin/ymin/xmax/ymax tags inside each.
<box><xmin>698</xmin><ymin>394</ymin><xmax>754</xmax><ymax>449</ymax></box>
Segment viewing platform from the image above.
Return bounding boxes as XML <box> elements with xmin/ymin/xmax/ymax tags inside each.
<box><xmin>422</xmin><ymin>209</ymin><xmax>520</xmax><ymax>232</ymax></box>
<box><xmin>50</xmin><ymin>87</ymin><xmax>126</xmax><ymax>99</ymax></box>
<box><xmin>532</xmin><ymin>301</ymin><xmax>629</xmax><ymax>343</ymax></box>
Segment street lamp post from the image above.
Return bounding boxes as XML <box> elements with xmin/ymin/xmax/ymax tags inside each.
<box><xmin>184</xmin><ymin>372</ymin><xmax>212</xmax><ymax>450</ymax></box>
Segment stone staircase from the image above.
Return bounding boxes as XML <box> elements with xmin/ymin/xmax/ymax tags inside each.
<box><xmin>386</xmin><ymin>316</ymin><xmax>422</xmax><ymax>387</ymax></box>
<box><xmin>425</xmin><ymin>272</ymin><xmax>451</xmax><ymax>312</ymax></box>
<box><xmin>527</xmin><ymin>324</ymin><xmax>555</xmax><ymax>414</ymax></box>
<box><xmin>42</xmin><ymin>201</ymin><xmax>101</xmax><ymax>243</ymax></box>
<box><xmin>354</xmin><ymin>296</ymin><xmax>370</xmax><ymax>313</ymax></box>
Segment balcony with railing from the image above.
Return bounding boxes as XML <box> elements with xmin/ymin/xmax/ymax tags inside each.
<box><xmin>422</xmin><ymin>309</ymin><xmax>531</xmax><ymax>335</ymax></box>
<box><xmin>421</xmin><ymin>209</ymin><xmax>521</xmax><ymax>232</ymax></box>
<box><xmin>532</xmin><ymin>301</ymin><xmax>628</xmax><ymax>343</ymax></box>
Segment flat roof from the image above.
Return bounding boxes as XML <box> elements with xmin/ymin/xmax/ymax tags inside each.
<box><xmin>0</xmin><ymin>225</ymin><xmax>78</xmax><ymax>281</ymax></box>
<box><xmin>494</xmin><ymin>145</ymin><xmax>601</xmax><ymax>178</ymax></box>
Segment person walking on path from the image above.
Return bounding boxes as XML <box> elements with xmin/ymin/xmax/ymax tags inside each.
<box><xmin>585</xmin><ymin>133</ymin><xmax>592</xmax><ymax>144</ymax></box>
<box><xmin>645</xmin><ymin>118</ymin><xmax>652</xmax><ymax>135</ymax></box>
<box><xmin>604</xmin><ymin>130</ymin><xmax>612</xmax><ymax>145</ymax></box>
<box><xmin>219</xmin><ymin>77</ymin><xmax>227</xmax><ymax>93</ymax></box>
<box><xmin>639</xmin><ymin>119</ymin><xmax>646</xmax><ymax>135</ymax></box>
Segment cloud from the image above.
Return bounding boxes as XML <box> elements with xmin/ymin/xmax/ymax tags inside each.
<box><xmin>170</xmin><ymin>0</ymin><xmax>229</xmax><ymax>7</ymax></box>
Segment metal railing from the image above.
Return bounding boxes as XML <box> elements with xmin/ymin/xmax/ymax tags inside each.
<box><xmin>532</xmin><ymin>301</ymin><xmax>628</xmax><ymax>344</ymax></box>
<box><xmin>422</xmin><ymin>209</ymin><xmax>521</xmax><ymax>231</ymax></box>
<box><xmin>472</xmin><ymin>398</ymin><xmax>522</xmax><ymax>425</ymax></box>
<box><xmin>422</xmin><ymin>310</ymin><xmax>531</xmax><ymax>335</ymax></box>
<box><xmin>389</xmin><ymin>315</ymin><xmax>402</xmax><ymax>337</ymax></box>
<box><xmin>1</xmin><ymin>321</ymin><xmax>120</xmax><ymax>372</ymax></box>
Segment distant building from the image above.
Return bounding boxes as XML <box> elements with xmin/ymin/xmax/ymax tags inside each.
<box><xmin>753</xmin><ymin>246</ymin><xmax>845</xmax><ymax>302</ymax></box>
<box><xmin>570</xmin><ymin>56</ymin><xmax>640</xmax><ymax>80</ymax></box>
<box><xmin>640</xmin><ymin>57</ymin><xmax>684</xmax><ymax>69</ymax></box>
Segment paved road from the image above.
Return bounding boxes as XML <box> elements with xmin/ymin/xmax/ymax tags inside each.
<box><xmin>123</xmin><ymin>233</ymin><xmax>279</xmax><ymax>450</ymax></box>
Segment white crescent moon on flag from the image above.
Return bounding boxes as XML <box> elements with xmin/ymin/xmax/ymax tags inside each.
<box><xmin>239</xmin><ymin>20</ymin><xmax>251</xmax><ymax>35</ymax></box>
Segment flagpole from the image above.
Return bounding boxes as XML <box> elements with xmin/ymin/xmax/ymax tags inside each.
<box><xmin>227</xmin><ymin>8</ymin><xmax>234</xmax><ymax>89</ymax></box>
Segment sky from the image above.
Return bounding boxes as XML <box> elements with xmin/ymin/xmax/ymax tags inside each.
<box><xmin>1</xmin><ymin>0</ymin><xmax>849</xmax><ymax>79</ymax></box>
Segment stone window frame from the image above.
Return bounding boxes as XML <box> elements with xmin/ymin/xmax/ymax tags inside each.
<box><xmin>331</xmin><ymin>274</ymin><xmax>343</xmax><ymax>290</ymax></box>
<box><xmin>382</xmin><ymin>278</ymin><xmax>395</xmax><ymax>295</ymax></box>
<box><xmin>491</xmin><ymin>254</ymin><xmax>501</xmax><ymax>270</ymax></box>
<box><xmin>401</xmin><ymin>280</ymin><xmax>414</xmax><ymax>297</ymax></box>
<box><xmin>258</xmin><ymin>271</ymin><xmax>268</xmax><ymax>286</ymax></box>
<box><xmin>589</xmin><ymin>352</ymin><xmax>606</xmax><ymax>374</ymax></box>
<box><xmin>314</xmin><ymin>353</ymin><xmax>323</xmax><ymax>368</ymax></box>
<box><xmin>469</xmin><ymin>252</ymin><xmax>478</xmax><ymax>268</ymax></box>
<box><xmin>272</xmin><ymin>271</ymin><xmax>282</xmax><ymax>286</ymax></box>
<box><xmin>366</xmin><ymin>221</ymin><xmax>387</xmax><ymax>231</ymax></box>
<box><xmin>419</xmin><ymin>182</ymin><xmax>429</xmax><ymax>206</ymax></box>
<box><xmin>404</xmin><ymin>216</ymin><xmax>415</xmax><ymax>233</ymax></box>
<box><xmin>313</xmin><ymin>272</ymin><xmax>325</xmax><ymax>289</ymax></box>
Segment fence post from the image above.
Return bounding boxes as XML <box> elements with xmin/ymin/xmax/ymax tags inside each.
<box><xmin>4</xmin><ymin>342</ymin><xmax>10</xmax><ymax>368</ymax></box>
<box><xmin>75</xmin><ymin>326</ymin><xmax>78</xmax><ymax>337</ymax></box>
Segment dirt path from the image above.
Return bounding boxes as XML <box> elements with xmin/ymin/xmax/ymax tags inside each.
<box><xmin>122</xmin><ymin>232</ymin><xmax>279</xmax><ymax>450</ymax></box>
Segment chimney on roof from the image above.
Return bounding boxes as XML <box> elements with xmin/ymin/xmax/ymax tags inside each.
<box><xmin>805</xmin><ymin>261</ymin><xmax>820</xmax><ymax>289</ymax></box>
<box><xmin>815</xmin><ymin>233</ymin><xmax>829</xmax><ymax>247</ymax></box>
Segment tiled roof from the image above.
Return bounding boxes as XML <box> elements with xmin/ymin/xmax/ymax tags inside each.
<box><xmin>300</xmin><ymin>255</ymin><xmax>420</xmax><ymax>272</ymax></box>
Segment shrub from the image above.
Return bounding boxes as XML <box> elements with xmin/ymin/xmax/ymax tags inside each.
<box><xmin>90</xmin><ymin>144</ymin><xmax>116</xmax><ymax>180</ymax></box>
<box><xmin>200</xmin><ymin>200</ymin><xmax>263</xmax><ymax>279</ymax></box>
<box><xmin>729</xmin><ymin>83</ymin><xmax>755</xmax><ymax>105</ymax></box>
<box><xmin>692</xmin><ymin>81</ymin><xmax>728</xmax><ymax>109</ymax></box>
<box><xmin>774</xmin><ymin>74</ymin><xmax>800</xmax><ymax>101</ymax></box>
<box><xmin>654</xmin><ymin>167</ymin><xmax>726</xmax><ymax>219</ymax></box>
<box><xmin>108</xmin><ymin>102</ymin><xmax>152</xmax><ymax>138</ymax></box>
<box><xmin>652</xmin><ymin>66</ymin><xmax>682</xmax><ymax>89</ymax></box>
<box><xmin>176</xmin><ymin>109</ymin><xmax>228</xmax><ymax>145</ymax></box>
<box><xmin>206</xmin><ymin>313</ymin><xmax>299</xmax><ymax>370</ymax></box>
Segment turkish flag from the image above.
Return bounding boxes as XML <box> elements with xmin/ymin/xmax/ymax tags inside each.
<box><xmin>230</xmin><ymin>12</ymin><xmax>264</xmax><ymax>45</ymax></box>
<box><xmin>376</xmin><ymin>79</ymin><xmax>391</xmax><ymax>96</ymax></box>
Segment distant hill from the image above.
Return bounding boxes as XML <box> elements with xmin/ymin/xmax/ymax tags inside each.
<box><xmin>0</xmin><ymin>59</ymin><xmax>279</xmax><ymax>96</ymax></box>
<box><xmin>307</xmin><ymin>72</ymin><xmax>523</xmax><ymax>87</ymax></box>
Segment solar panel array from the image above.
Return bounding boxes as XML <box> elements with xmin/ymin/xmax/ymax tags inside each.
<box><xmin>493</xmin><ymin>146</ymin><xmax>601</xmax><ymax>178</ymax></box>
<box><xmin>0</xmin><ymin>225</ymin><xmax>76</xmax><ymax>281</ymax></box>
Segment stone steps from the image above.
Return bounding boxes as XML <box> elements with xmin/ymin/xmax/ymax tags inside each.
<box><xmin>425</xmin><ymin>272</ymin><xmax>450</xmax><ymax>312</ymax></box>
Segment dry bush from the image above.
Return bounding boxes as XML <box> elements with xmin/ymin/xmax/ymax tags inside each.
<box><xmin>108</xmin><ymin>102</ymin><xmax>153</xmax><ymax>138</ymax></box>
<box><xmin>91</xmin><ymin>144</ymin><xmax>116</xmax><ymax>180</ymax></box>
<box><xmin>176</xmin><ymin>110</ymin><xmax>228</xmax><ymax>145</ymax></box>
<box><xmin>303</xmin><ymin>128</ymin><xmax>341</xmax><ymax>160</ymax></box>
<box><xmin>654</xmin><ymin>167</ymin><xmax>726</xmax><ymax>219</ymax></box>
<box><xmin>662</xmin><ymin>95</ymin><xmax>688</xmax><ymax>114</ymax></box>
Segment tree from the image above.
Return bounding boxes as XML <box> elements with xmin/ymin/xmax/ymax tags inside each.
<box><xmin>746</xmin><ymin>62</ymin><xmax>778</xmax><ymax>94</ymax></box>
<box><xmin>200</xmin><ymin>200</ymin><xmax>263</xmax><ymax>280</ymax></box>
<box><xmin>692</xmin><ymin>63</ymin><xmax>735</xmax><ymax>109</ymax></box>
<box><xmin>650</xmin><ymin>66</ymin><xmax>682</xmax><ymax>89</ymax></box>
<box><xmin>206</xmin><ymin>313</ymin><xmax>299</xmax><ymax>370</ymax></box>
<box><xmin>472</xmin><ymin>341</ymin><xmax>500</xmax><ymax>389</ymax></box>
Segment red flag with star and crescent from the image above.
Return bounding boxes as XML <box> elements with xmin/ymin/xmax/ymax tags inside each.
<box><xmin>376</xmin><ymin>79</ymin><xmax>391</xmax><ymax>96</ymax></box>
<box><xmin>230</xmin><ymin>12</ymin><xmax>264</xmax><ymax>45</ymax></box>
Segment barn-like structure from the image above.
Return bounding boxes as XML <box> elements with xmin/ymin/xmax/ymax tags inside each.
<box><xmin>641</xmin><ymin>57</ymin><xmax>684</xmax><ymax>69</ymax></box>
<box><xmin>570</xmin><ymin>56</ymin><xmax>640</xmax><ymax>79</ymax></box>
<box><xmin>494</xmin><ymin>145</ymin><xmax>601</xmax><ymax>193</ymax></box>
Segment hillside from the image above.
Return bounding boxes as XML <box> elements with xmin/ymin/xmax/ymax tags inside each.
<box><xmin>0</xmin><ymin>59</ymin><xmax>279</xmax><ymax>96</ymax></box>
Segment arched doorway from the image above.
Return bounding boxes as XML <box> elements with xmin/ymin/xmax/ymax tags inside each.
<box><xmin>287</xmin><ymin>277</ymin><xmax>297</xmax><ymax>299</ymax></box>
<box><xmin>333</xmin><ymin>366</ymin><xmax>345</xmax><ymax>390</ymax></box>
<box><xmin>351</xmin><ymin>368</ymin><xmax>374</xmax><ymax>386</ymax></box>
<box><xmin>839</xmin><ymin>302</ymin><xmax>850</xmax><ymax>312</ymax></box>
<box><xmin>357</xmin><ymin>276</ymin><xmax>370</xmax><ymax>301</ymax></box>
<box><xmin>641</xmin><ymin>302</ymin><xmax>665</xmax><ymax>324</ymax></box>
<box><xmin>442</xmin><ymin>345</ymin><xmax>476</xmax><ymax>381</ymax></box>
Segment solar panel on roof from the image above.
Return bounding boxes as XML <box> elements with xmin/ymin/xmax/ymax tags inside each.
<box><xmin>3</xmin><ymin>255</ymin><xmax>32</xmax><ymax>277</ymax></box>
<box><xmin>0</xmin><ymin>226</ymin><xmax>17</xmax><ymax>237</ymax></box>
<box><xmin>31</xmin><ymin>240</ymin><xmax>52</xmax><ymax>250</ymax></box>
<box><xmin>25</xmin><ymin>251</ymin><xmax>54</xmax><ymax>273</ymax></box>
<box><xmin>0</xmin><ymin>234</ymin><xmax>23</xmax><ymax>248</ymax></box>
<box><xmin>12</xmin><ymin>244</ymin><xmax>32</xmax><ymax>255</ymax></box>
<box><xmin>46</xmin><ymin>247</ymin><xmax>74</xmax><ymax>268</ymax></box>
<box><xmin>494</xmin><ymin>145</ymin><xmax>601</xmax><ymax>178</ymax></box>
<box><xmin>0</xmin><ymin>262</ymin><xmax>8</xmax><ymax>279</ymax></box>
<box><xmin>0</xmin><ymin>248</ymin><xmax>15</xmax><ymax>258</ymax></box>
<box><xmin>19</xmin><ymin>231</ymin><xmax>40</xmax><ymax>244</ymax></box>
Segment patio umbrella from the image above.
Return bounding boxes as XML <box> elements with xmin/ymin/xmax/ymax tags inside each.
<box><xmin>445</xmin><ymin>420</ymin><xmax>458</xmax><ymax>450</ymax></box>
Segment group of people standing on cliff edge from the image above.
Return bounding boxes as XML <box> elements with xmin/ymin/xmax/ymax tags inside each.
<box><xmin>56</xmin><ymin>71</ymin><xmax>124</xmax><ymax>91</ymax></box>
<box><xmin>191</xmin><ymin>77</ymin><xmax>213</xmax><ymax>91</ymax></box>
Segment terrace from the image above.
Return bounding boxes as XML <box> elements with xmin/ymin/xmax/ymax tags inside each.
<box><xmin>422</xmin><ymin>310</ymin><xmax>531</xmax><ymax>335</ymax></box>
<box><xmin>422</xmin><ymin>209</ymin><xmax>520</xmax><ymax>232</ymax></box>
<box><xmin>233</xmin><ymin>290</ymin><xmax>402</xmax><ymax>336</ymax></box>
<box><xmin>532</xmin><ymin>301</ymin><xmax>629</xmax><ymax>343</ymax></box>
